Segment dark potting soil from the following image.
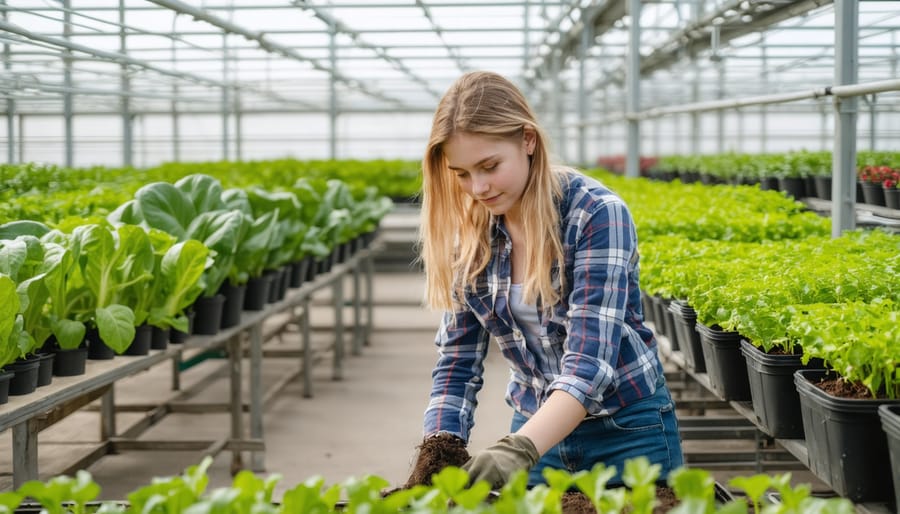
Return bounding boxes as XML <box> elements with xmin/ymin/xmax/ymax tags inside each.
<box><xmin>403</xmin><ymin>433</ymin><xmax>471</xmax><ymax>488</ymax></box>
<box><xmin>399</xmin><ymin>436</ymin><xmax>680</xmax><ymax>513</ymax></box>
<box><xmin>560</xmin><ymin>486</ymin><xmax>679</xmax><ymax>514</ymax></box>
<box><xmin>815</xmin><ymin>376</ymin><xmax>883</xmax><ymax>399</ymax></box>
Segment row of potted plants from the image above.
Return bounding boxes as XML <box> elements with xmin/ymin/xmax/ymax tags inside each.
<box><xmin>642</xmin><ymin>150</ymin><xmax>900</xmax><ymax>206</ymax></box>
<box><xmin>0</xmin><ymin>167</ymin><xmax>392</xmax><ymax>403</ymax></box>
<box><xmin>602</xmin><ymin>168</ymin><xmax>900</xmax><ymax>505</ymax></box>
<box><xmin>2</xmin><ymin>455</ymin><xmax>856</xmax><ymax>513</ymax></box>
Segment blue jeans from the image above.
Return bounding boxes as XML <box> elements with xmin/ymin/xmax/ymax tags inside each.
<box><xmin>510</xmin><ymin>378</ymin><xmax>684</xmax><ymax>487</ymax></box>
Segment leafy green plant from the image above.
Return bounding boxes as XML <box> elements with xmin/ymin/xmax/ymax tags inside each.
<box><xmin>0</xmin><ymin>274</ymin><xmax>23</xmax><ymax>370</ymax></box>
<box><xmin>18</xmin><ymin>470</ymin><xmax>100</xmax><ymax>514</ymax></box>
<box><xmin>109</xmin><ymin>176</ymin><xmax>246</xmax><ymax>298</ymax></box>
<box><xmin>787</xmin><ymin>299</ymin><xmax>900</xmax><ymax>398</ymax></box>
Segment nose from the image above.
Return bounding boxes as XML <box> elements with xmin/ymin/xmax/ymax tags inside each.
<box><xmin>471</xmin><ymin>173</ymin><xmax>490</xmax><ymax>196</ymax></box>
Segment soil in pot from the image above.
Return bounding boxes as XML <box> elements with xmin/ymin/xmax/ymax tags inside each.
<box><xmin>560</xmin><ymin>486</ymin><xmax>680</xmax><ymax>514</ymax></box>
<box><xmin>403</xmin><ymin>433</ymin><xmax>471</xmax><ymax>487</ymax></box>
<box><xmin>399</xmin><ymin>435</ymin><xmax>685</xmax><ymax>514</ymax></box>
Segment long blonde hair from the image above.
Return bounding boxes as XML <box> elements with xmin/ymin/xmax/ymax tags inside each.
<box><xmin>418</xmin><ymin>71</ymin><xmax>565</xmax><ymax>311</ymax></box>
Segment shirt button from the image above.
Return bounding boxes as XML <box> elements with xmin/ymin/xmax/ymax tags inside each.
<box><xmin>513</xmin><ymin>328</ymin><xmax>523</xmax><ymax>339</ymax></box>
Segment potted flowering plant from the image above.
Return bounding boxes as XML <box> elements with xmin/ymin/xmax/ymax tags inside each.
<box><xmin>857</xmin><ymin>165</ymin><xmax>890</xmax><ymax>206</ymax></box>
<box><xmin>882</xmin><ymin>169</ymin><xmax>900</xmax><ymax>210</ymax></box>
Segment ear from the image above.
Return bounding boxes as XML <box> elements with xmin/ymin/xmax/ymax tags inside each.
<box><xmin>523</xmin><ymin>127</ymin><xmax>537</xmax><ymax>156</ymax></box>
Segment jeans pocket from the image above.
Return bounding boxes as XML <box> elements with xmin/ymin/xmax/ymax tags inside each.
<box><xmin>606</xmin><ymin>402</ymin><xmax>664</xmax><ymax>433</ymax></box>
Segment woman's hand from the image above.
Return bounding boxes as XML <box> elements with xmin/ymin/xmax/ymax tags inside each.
<box><xmin>461</xmin><ymin>434</ymin><xmax>539</xmax><ymax>489</ymax></box>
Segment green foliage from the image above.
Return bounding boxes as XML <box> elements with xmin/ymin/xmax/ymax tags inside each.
<box><xmin>0</xmin><ymin>456</ymin><xmax>858</xmax><ymax>514</ymax></box>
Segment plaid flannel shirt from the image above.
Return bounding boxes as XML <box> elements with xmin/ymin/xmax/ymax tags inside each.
<box><xmin>424</xmin><ymin>172</ymin><xmax>662</xmax><ymax>441</ymax></box>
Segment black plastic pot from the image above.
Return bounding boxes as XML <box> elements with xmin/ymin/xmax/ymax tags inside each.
<box><xmin>695</xmin><ymin>323</ymin><xmax>750</xmax><ymax>401</ymax></box>
<box><xmin>886</xmin><ymin>187</ymin><xmax>900</xmax><ymax>210</ymax></box>
<box><xmin>125</xmin><ymin>324</ymin><xmax>152</xmax><ymax>356</ymax></box>
<box><xmin>218</xmin><ymin>282</ymin><xmax>245</xmax><ymax>329</ymax></box>
<box><xmin>777</xmin><ymin>177</ymin><xmax>807</xmax><ymax>199</ymax></box>
<box><xmin>670</xmin><ymin>303</ymin><xmax>704</xmax><ymax>373</ymax></box>
<box><xmin>150</xmin><ymin>326</ymin><xmax>169</xmax><ymax>350</ymax></box>
<box><xmin>741</xmin><ymin>340</ymin><xmax>823</xmax><ymax>439</ymax></box>
<box><xmin>36</xmin><ymin>352</ymin><xmax>54</xmax><ymax>387</ymax></box>
<box><xmin>306</xmin><ymin>257</ymin><xmax>319</xmax><ymax>282</ymax></box>
<box><xmin>277</xmin><ymin>264</ymin><xmax>290</xmax><ymax>299</ymax></box>
<box><xmin>289</xmin><ymin>258</ymin><xmax>310</xmax><ymax>288</ymax></box>
<box><xmin>878</xmin><ymin>404</ymin><xmax>900</xmax><ymax>511</ymax></box>
<box><xmin>170</xmin><ymin>310</ymin><xmax>195</xmax><ymax>344</ymax></box>
<box><xmin>52</xmin><ymin>345</ymin><xmax>88</xmax><ymax>376</ymax></box>
<box><xmin>193</xmin><ymin>293</ymin><xmax>226</xmax><ymax>335</ymax></box>
<box><xmin>655</xmin><ymin>298</ymin><xmax>675</xmax><ymax>340</ymax></box>
<box><xmin>244</xmin><ymin>274</ymin><xmax>273</xmax><ymax>311</ymax></box>
<box><xmin>0</xmin><ymin>371</ymin><xmax>13</xmax><ymax>405</ymax></box>
<box><xmin>795</xmin><ymin>369</ymin><xmax>900</xmax><ymax>503</ymax></box>
<box><xmin>640</xmin><ymin>291</ymin><xmax>654</xmax><ymax>324</ymax></box>
<box><xmin>266</xmin><ymin>269</ymin><xmax>282</xmax><ymax>304</ymax></box>
<box><xmin>7</xmin><ymin>357</ymin><xmax>40</xmax><ymax>396</ymax></box>
<box><xmin>86</xmin><ymin>328</ymin><xmax>116</xmax><ymax>360</ymax></box>
<box><xmin>814</xmin><ymin>176</ymin><xmax>832</xmax><ymax>200</ymax></box>
<box><xmin>861</xmin><ymin>181</ymin><xmax>887</xmax><ymax>206</ymax></box>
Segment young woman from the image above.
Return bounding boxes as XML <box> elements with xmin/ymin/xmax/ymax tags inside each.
<box><xmin>415</xmin><ymin>71</ymin><xmax>683</xmax><ymax>489</ymax></box>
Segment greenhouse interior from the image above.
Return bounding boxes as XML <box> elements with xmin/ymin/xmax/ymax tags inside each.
<box><xmin>0</xmin><ymin>0</ymin><xmax>899</xmax><ymax>513</ymax></box>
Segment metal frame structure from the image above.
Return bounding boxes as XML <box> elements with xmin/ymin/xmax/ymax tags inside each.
<box><xmin>1</xmin><ymin>1</ymin><xmax>899</xmax><ymax>230</ymax></box>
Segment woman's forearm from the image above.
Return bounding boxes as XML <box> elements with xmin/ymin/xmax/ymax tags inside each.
<box><xmin>514</xmin><ymin>390</ymin><xmax>587</xmax><ymax>455</ymax></box>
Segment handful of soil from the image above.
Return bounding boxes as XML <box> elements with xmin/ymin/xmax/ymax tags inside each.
<box><xmin>403</xmin><ymin>433</ymin><xmax>470</xmax><ymax>488</ymax></box>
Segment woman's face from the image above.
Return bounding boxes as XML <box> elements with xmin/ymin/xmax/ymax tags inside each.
<box><xmin>444</xmin><ymin>130</ymin><xmax>535</xmax><ymax>221</ymax></box>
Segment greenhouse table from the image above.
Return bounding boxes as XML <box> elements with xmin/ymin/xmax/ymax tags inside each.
<box><xmin>653</xmin><ymin>323</ymin><xmax>896</xmax><ymax>514</ymax></box>
<box><xmin>0</xmin><ymin>237</ymin><xmax>382</xmax><ymax>488</ymax></box>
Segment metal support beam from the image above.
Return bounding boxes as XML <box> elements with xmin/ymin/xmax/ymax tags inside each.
<box><xmin>577</xmin><ymin>8</ymin><xmax>593</xmax><ymax>167</ymax></box>
<box><xmin>831</xmin><ymin>0</ymin><xmax>859</xmax><ymax>237</ymax></box>
<box><xmin>2</xmin><ymin>0</ymin><xmax>14</xmax><ymax>164</ymax></box>
<box><xmin>222</xmin><ymin>33</ymin><xmax>230</xmax><ymax>162</ymax></box>
<box><xmin>625</xmin><ymin>0</ymin><xmax>641</xmax><ymax>178</ymax></box>
<box><xmin>329</xmin><ymin>18</ymin><xmax>338</xmax><ymax>160</ymax></box>
<box><xmin>63</xmin><ymin>0</ymin><xmax>74</xmax><ymax>167</ymax></box>
<box><xmin>119</xmin><ymin>0</ymin><xmax>132</xmax><ymax>167</ymax></box>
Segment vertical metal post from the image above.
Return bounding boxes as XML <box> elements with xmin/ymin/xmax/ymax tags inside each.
<box><xmin>865</xmin><ymin>95</ymin><xmax>876</xmax><ymax>151</ymax></box>
<box><xmin>249</xmin><ymin>323</ymin><xmax>264</xmax><ymax>471</ymax></box>
<box><xmin>2</xmin><ymin>0</ymin><xmax>14</xmax><ymax>164</ymax></box>
<box><xmin>523</xmin><ymin>0</ymin><xmax>530</xmax><ymax>73</ymax></box>
<box><xmin>222</xmin><ymin>34</ymin><xmax>230</xmax><ymax>161</ymax></box>
<box><xmin>301</xmin><ymin>297</ymin><xmax>313</xmax><ymax>398</ymax></box>
<box><xmin>819</xmin><ymin>103</ymin><xmax>828</xmax><ymax>151</ymax></box>
<box><xmin>760</xmin><ymin>35</ymin><xmax>768</xmax><ymax>153</ymax></box>
<box><xmin>577</xmin><ymin>8</ymin><xmax>593</xmax><ymax>167</ymax></box>
<box><xmin>63</xmin><ymin>0</ymin><xmax>74</xmax><ymax>167</ymax></box>
<box><xmin>690</xmin><ymin>65</ymin><xmax>700</xmax><ymax>155</ymax></box>
<box><xmin>100</xmin><ymin>386</ymin><xmax>116</xmax><ymax>441</ymax></box>
<box><xmin>329</xmin><ymin>19</ymin><xmax>338</xmax><ymax>160</ymax></box>
<box><xmin>737</xmin><ymin>109</ymin><xmax>744</xmax><ymax>152</ymax></box>
<box><xmin>553</xmin><ymin>52</ymin><xmax>563</xmax><ymax>160</ymax></box>
<box><xmin>12</xmin><ymin>420</ymin><xmax>38</xmax><ymax>487</ymax></box>
<box><xmin>234</xmin><ymin>91</ymin><xmax>243</xmax><ymax>161</ymax></box>
<box><xmin>716</xmin><ymin>62</ymin><xmax>725</xmax><ymax>153</ymax></box>
<box><xmin>652</xmin><ymin>117</ymin><xmax>660</xmax><ymax>159</ymax></box>
<box><xmin>227</xmin><ymin>334</ymin><xmax>243</xmax><ymax>471</ymax></box>
<box><xmin>352</xmin><ymin>262</ymin><xmax>362</xmax><ymax>356</ymax></box>
<box><xmin>171</xmin><ymin>39</ymin><xmax>180</xmax><ymax>162</ymax></box>
<box><xmin>17</xmin><ymin>114</ymin><xmax>24</xmax><ymax>162</ymax></box>
<box><xmin>625</xmin><ymin>0</ymin><xmax>641</xmax><ymax>178</ymax></box>
<box><xmin>119</xmin><ymin>0</ymin><xmax>132</xmax><ymax>167</ymax></box>
<box><xmin>364</xmin><ymin>250</ymin><xmax>375</xmax><ymax>346</ymax></box>
<box><xmin>332</xmin><ymin>274</ymin><xmax>344</xmax><ymax>380</ymax></box>
<box><xmin>831</xmin><ymin>0</ymin><xmax>859</xmax><ymax>237</ymax></box>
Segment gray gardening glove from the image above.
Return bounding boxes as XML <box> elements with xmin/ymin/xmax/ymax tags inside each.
<box><xmin>461</xmin><ymin>434</ymin><xmax>539</xmax><ymax>489</ymax></box>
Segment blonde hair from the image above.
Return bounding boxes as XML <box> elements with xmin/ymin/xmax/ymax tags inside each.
<box><xmin>418</xmin><ymin>71</ymin><xmax>565</xmax><ymax>312</ymax></box>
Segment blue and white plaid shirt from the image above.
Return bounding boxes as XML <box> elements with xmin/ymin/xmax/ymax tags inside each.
<box><xmin>424</xmin><ymin>172</ymin><xmax>662</xmax><ymax>441</ymax></box>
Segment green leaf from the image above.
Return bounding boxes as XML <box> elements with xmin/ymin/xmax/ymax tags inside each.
<box><xmin>95</xmin><ymin>305</ymin><xmax>135</xmax><ymax>354</ymax></box>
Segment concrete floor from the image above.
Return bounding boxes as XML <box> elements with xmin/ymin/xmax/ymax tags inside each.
<box><xmin>1</xmin><ymin>270</ymin><xmax>828</xmax><ymax>502</ymax></box>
